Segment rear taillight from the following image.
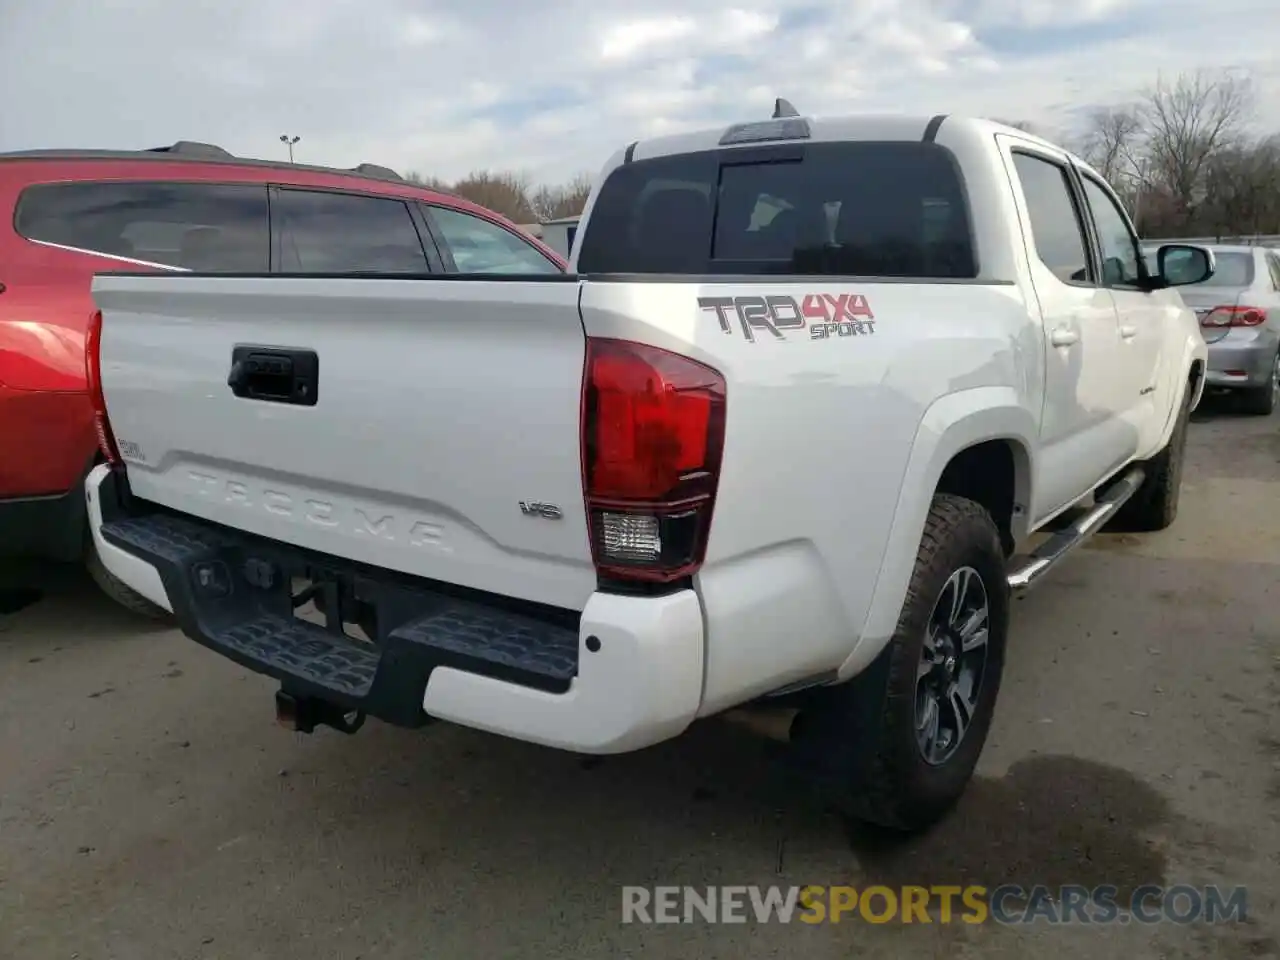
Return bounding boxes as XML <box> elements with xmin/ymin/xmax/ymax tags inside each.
<box><xmin>84</xmin><ymin>309</ymin><xmax>121</xmax><ymax>465</ymax></box>
<box><xmin>1201</xmin><ymin>306</ymin><xmax>1266</xmax><ymax>328</ymax></box>
<box><xmin>581</xmin><ymin>338</ymin><xmax>726</xmax><ymax>583</ymax></box>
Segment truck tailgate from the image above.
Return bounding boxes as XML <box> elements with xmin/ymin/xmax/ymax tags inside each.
<box><xmin>91</xmin><ymin>275</ymin><xmax>596</xmax><ymax>611</ymax></box>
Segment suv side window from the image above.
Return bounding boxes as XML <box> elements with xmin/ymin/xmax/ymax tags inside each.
<box><xmin>1010</xmin><ymin>152</ymin><xmax>1092</xmax><ymax>285</ymax></box>
<box><xmin>273</xmin><ymin>189</ymin><xmax>430</xmax><ymax>274</ymax></box>
<box><xmin>14</xmin><ymin>181</ymin><xmax>269</xmax><ymax>272</ymax></box>
<box><xmin>1078</xmin><ymin>174</ymin><xmax>1144</xmax><ymax>288</ymax></box>
<box><xmin>426</xmin><ymin>206</ymin><xmax>561</xmax><ymax>274</ymax></box>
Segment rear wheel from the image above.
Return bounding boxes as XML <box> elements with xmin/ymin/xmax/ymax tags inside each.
<box><xmin>1108</xmin><ymin>379</ymin><xmax>1192</xmax><ymax>532</ymax></box>
<box><xmin>789</xmin><ymin>494</ymin><xmax>1009</xmax><ymax>832</ymax></box>
<box><xmin>86</xmin><ymin>536</ymin><xmax>171</xmax><ymax>621</ymax></box>
<box><xmin>1238</xmin><ymin>352</ymin><xmax>1278</xmax><ymax>417</ymax></box>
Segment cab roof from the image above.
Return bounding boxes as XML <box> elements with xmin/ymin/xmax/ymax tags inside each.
<box><xmin>624</xmin><ymin>112</ymin><xmax>1069</xmax><ymax>164</ymax></box>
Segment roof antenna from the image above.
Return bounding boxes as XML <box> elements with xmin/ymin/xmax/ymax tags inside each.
<box><xmin>772</xmin><ymin>97</ymin><xmax>799</xmax><ymax>119</ymax></box>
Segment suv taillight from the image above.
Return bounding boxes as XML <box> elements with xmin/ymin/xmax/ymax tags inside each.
<box><xmin>84</xmin><ymin>309</ymin><xmax>121</xmax><ymax>465</ymax></box>
<box><xmin>581</xmin><ymin>338</ymin><xmax>726</xmax><ymax>583</ymax></box>
<box><xmin>1201</xmin><ymin>306</ymin><xmax>1266</xmax><ymax>328</ymax></box>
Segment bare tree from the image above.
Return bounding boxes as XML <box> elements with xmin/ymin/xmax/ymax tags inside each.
<box><xmin>1140</xmin><ymin>70</ymin><xmax>1254</xmax><ymax>227</ymax></box>
<box><xmin>449</xmin><ymin>170</ymin><xmax>536</xmax><ymax>223</ymax></box>
<box><xmin>1200</xmin><ymin>135</ymin><xmax>1280</xmax><ymax>237</ymax></box>
<box><xmin>529</xmin><ymin>173</ymin><xmax>593</xmax><ymax>221</ymax></box>
<box><xmin>404</xmin><ymin>170</ymin><xmax>453</xmax><ymax>192</ymax></box>
<box><xmin>401</xmin><ymin>168</ymin><xmax>595</xmax><ymax>224</ymax></box>
<box><xmin>1077</xmin><ymin>106</ymin><xmax>1144</xmax><ymax>185</ymax></box>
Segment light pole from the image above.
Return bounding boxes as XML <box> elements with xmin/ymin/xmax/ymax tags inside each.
<box><xmin>279</xmin><ymin>134</ymin><xmax>300</xmax><ymax>163</ymax></box>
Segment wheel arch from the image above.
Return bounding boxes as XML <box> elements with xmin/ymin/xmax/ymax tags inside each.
<box><xmin>836</xmin><ymin>388</ymin><xmax>1036</xmax><ymax>681</ymax></box>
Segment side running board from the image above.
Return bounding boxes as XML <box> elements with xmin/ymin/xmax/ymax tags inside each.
<box><xmin>1006</xmin><ymin>466</ymin><xmax>1145</xmax><ymax>595</ymax></box>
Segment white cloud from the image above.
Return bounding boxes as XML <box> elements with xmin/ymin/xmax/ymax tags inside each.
<box><xmin>598</xmin><ymin>16</ymin><xmax>698</xmax><ymax>61</ymax></box>
<box><xmin>1</xmin><ymin>0</ymin><xmax>1278</xmax><ymax>186</ymax></box>
<box><xmin>966</xmin><ymin>0</ymin><xmax>1131</xmax><ymax>28</ymax></box>
<box><xmin>398</xmin><ymin>14</ymin><xmax>445</xmax><ymax>47</ymax></box>
<box><xmin>716</xmin><ymin>8</ymin><xmax>780</xmax><ymax>43</ymax></box>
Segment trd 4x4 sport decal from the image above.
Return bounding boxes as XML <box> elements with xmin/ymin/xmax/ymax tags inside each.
<box><xmin>697</xmin><ymin>293</ymin><xmax>876</xmax><ymax>343</ymax></box>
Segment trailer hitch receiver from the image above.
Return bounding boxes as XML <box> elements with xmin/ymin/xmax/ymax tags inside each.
<box><xmin>275</xmin><ymin>689</ymin><xmax>366</xmax><ymax>735</ymax></box>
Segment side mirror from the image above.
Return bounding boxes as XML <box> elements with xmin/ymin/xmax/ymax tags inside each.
<box><xmin>1156</xmin><ymin>243</ymin><xmax>1215</xmax><ymax>287</ymax></box>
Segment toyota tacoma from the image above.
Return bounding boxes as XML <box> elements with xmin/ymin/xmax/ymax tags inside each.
<box><xmin>82</xmin><ymin>109</ymin><xmax>1211</xmax><ymax>831</ymax></box>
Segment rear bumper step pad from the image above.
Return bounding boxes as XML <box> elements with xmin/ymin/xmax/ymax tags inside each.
<box><xmin>99</xmin><ymin>507</ymin><xmax>581</xmax><ymax>729</ymax></box>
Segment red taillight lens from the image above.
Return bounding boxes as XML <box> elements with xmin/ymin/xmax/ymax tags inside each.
<box><xmin>581</xmin><ymin>338</ymin><xmax>726</xmax><ymax>583</ymax></box>
<box><xmin>84</xmin><ymin>309</ymin><xmax>121</xmax><ymax>465</ymax></box>
<box><xmin>1201</xmin><ymin>306</ymin><xmax>1266</xmax><ymax>328</ymax></box>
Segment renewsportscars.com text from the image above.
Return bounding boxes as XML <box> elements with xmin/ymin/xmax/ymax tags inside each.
<box><xmin>621</xmin><ymin>884</ymin><xmax>1248</xmax><ymax>925</ymax></box>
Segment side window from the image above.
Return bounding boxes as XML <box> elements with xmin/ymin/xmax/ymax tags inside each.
<box><xmin>1078</xmin><ymin>175</ymin><xmax>1144</xmax><ymax>288</ymax></box>
<box><xmin>1267</xmin><ymin>253</ymin><xmax>1280</xmax><ymax>291</ymax></box>
<box><xmin>14</xmin><ymin>181</ymin><xmax>269</xmax><ymax>272</ymax></box>
<box><xmin>1010</xmin><ymin>153</ymin><xmax>1091</xmax><ymax>285</ymax></box>
<box><xmin>427</xmin><ymin>206</ymin><xmax>562</xmax><ymax>274</ymax></box>
<box><xmin>273</xmin><ymin>189</ymin><xmax>429</xmax><ymax>274</ymax></box>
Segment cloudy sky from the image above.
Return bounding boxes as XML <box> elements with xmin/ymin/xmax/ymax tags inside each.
<box><xmin>2</xmin><ymin>0</ymin><xmax>1278</xmax><ymax>186</ymax></box>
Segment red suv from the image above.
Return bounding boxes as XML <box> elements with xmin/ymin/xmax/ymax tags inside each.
<box><xmin>0</xmin><ymin>141</ymin><xmax>566</xmax><ymax>617</ymax></box>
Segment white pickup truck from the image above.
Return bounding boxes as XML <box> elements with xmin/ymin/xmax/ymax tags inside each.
<box><xmin>84</xmin><ymin>110</ymin><xmax>1212</xmax><ymax>832</ymax></box>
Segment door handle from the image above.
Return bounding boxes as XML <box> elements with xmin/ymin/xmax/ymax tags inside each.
<box><xmin>1050</xmin><ymin>327</ymin><xmax>1079</xmax><ymax>347</ymax></box>
<box><xmin>228</xmin><ymin>345</ymin><xmax>319</xmax><ymax>406</ymax></box>
<box><xmin>1119</xmin><ymin>324</ymin><xmax>1137</xmax><ymax>339</ymax></box>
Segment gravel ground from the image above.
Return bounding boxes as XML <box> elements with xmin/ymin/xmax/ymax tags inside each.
<box><xmin>2</xmin><ymin>395</ymin><xmax>1278</xmax><ymax>960</ymax></box>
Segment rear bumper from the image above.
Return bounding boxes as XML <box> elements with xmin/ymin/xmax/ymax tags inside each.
<box><xmin>1204</xmin><ymin>333</ymin><xmax>1278</xmax><ymax>389</ymax></box>
<box><xmin>84</xmin><ymin>464</ymin><xmax>705</xmax><ymax>754</ymax></box>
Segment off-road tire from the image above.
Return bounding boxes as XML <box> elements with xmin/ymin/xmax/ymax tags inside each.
<box><xmin>789</xmin><ymin>494</ymin><xmax>1009</xmax><ymax>833</ymax></box>
<box><xmin>1237</xmin><ymin>352</ymin><xmax>1278</xmax><ymax>417</ymax></box>
<box><xmin>1108</xmin><ymin>380</ymin><xmax>1192</xmax><ymax>533</ymax></box>
<box><xmin>86</xmin><ymin>538</ymin><xmax>172</xmax><ymax>621</ymax></box>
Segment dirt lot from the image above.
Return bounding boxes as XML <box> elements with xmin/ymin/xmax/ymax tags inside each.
<box><xmin>2</xmin><ymin>397</ymin><xmax>1278</xmax><ymax>960</ymax></box>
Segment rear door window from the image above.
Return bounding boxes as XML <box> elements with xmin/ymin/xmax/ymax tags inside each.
<box><xmin>576</xmin><ymin>141</ymin><xmax>976</xmax><ymax>278</ymax></box>
<box><xmin>273</xmin><ymin>189</ymin><xmax>431</xmax><ymax>274</ymax></box>
<box><xmin>14</xmin><ymin>181</ymin><xmax>269</xmax><ymax>271</ymax></box>
<box><xmin>425</xmin><ymin>205</ymin><xmax>562</xmax><ymax>274</ymax></box>
<box><xmin>1009</xmin><ymin>153</ymin><xmax>1092</xmax><ymax>285</ymax></box>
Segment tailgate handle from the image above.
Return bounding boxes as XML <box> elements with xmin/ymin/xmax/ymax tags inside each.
<box><xmin>228</xmin><ymin>345</ymin><xmax>319</xmax><ymax>406</ymax></box>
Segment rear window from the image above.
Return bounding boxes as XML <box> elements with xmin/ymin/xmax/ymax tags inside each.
<box><xmin>1145</xmin><ymin>249</ymin><xmax>1255</xmax><ymax>287</ymax></box>
<box><xmin>576</xmin><ymin>141</ymin><xmax>976</xmax><ymax>278</ymax></box>
<box><xmin>14</xmin><ymin>181</ymin><xmax>269</xmax><ymax>272</ymax></box>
